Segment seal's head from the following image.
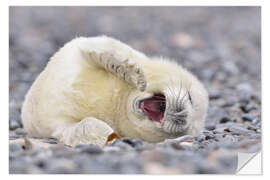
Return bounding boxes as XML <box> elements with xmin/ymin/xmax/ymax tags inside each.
<box><xmin>125</xmin><ymin>59</ymin><xmax>209</xmax><ymax>142</ymax></box>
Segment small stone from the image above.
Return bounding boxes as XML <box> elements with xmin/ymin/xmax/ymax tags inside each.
<box><xmin>213</xmin><ymin>127</ymin><xmax>230</xmax><ymax>134</ymax></box>
<box><xmin>221</xmin><ymin>97</ymin><xmax>236</xmax><ymax>107</ymax></box>
<box><xmin>50</xmin><ymin>145</ymin><xmax>77</xmax><ymax>157</ymax></box>
<box><xmin>196</xmin><ymin>135</ymin><xmax>206</xmax><ymax>142</ymax></box>
<box><xmin>236</xmin><ymin>83</ymin><xmax>253</xmax><ymax>104</ymax></box>
<box><xmin>180</xmin><ymin>141</ymin><xmax>194</xmax><ymax>147</ymax></box>
<box><xmin>75</xmin><ymin>144</ymin><xmax>103</xmax><ymax>154</ymax></box>
<box><xmin>201</xmin><ymin>69</ymin><xmax>215</xmax><ymax>81</ymax></box>
<box><xmin>9</xmin><ymin>121</ymin><xmax>20</xmax><ymax>130</ymax></box>
<box><xmin>173</xmin><ymin>135</ymin><xmax>195</xmax><ymax>142</ymax></box>
<box><xmin>228</xmin><ymin>126</ymin><xmax>251</xmax><ymax>136</ymax></box>
<box><xmin>10</xmin><ymin>157</ymin><xmax>42</xmax><ymax>174</ymax></box>
<box><xmin>205</xmin><ymin>106</ymin><xmax>227</xmax><ymax>128</ymax></box>
<box><xmin>247</xmin><ymin>125</ymin><xmax>258</xmax><ymax>131</ymax></box>
<box><xmin>170</xmin><ymin>32</ymin><xmax>194</xmax><ymax>49</ymax></box>
<box><xmin>223</xmin><ymin>61</ymin><xmax>239</xmax><ymax>75</ymax></box>
<box><xmin>144</xmin><ymin>162</ymin><xmax>182</xmax><ymax>174</ymax></box>
<box><xmin>203</xmin><ymin>131</ymin><xmax>215</xmax><ymax>140</ymax></box>
<box><xmin>205</xmin><ymin>125</ymin><xmax>216</xmax><ymax>131</ymax></box>
<box><xmin>122</xmin><ymin>138</ymin><xmax>136</xmax><ymax>147</ymax></box>
<box><xmin>132</xmin><ymin>139</ymin><xmax>144</xmax><ymax>147</ymax></box>
<box><xmin>241</xmin><ymin>104</ymin><xmax>258</xmax><ymax>113</ymax></box>
<box><xmin>103</xmin><ymin>146</ymin><xmax>121</xmax><ymax>152</ymax></box>
<box><xmin>9</xmin><ymin>143</ymin><xmax>23</xmax><ymax>153</ymax></box>
<box><xmin>15</xmin><ymin>128</ymin><xmax>27</xmax><ymax>136</ymax></box>
<box><xmin>216</xmin><ymin>72</ymin><xmax>227</xmax><ymax>82</ymax></box>
<box><xmin>209</xmin><ymin>89</ymin><xmax>221</xmax><ymax>100</ymax></box>
<box><xmin>242</xmin><ymin>113</ymin><xmax>257</xmax><ymax>122</ymax></box>
<box><xmin>219</xmin><ymin>116</ymin><xmax>232</xmax><ymax>123</ymax></box>
<box><xmin>236</xmin><ymin>83</ymin><xmax>253</xmax><ymax>93</ymax></box>
<box><xmin>45</xmin><ymin>159</ymin><xmax>77</xmax><ymax>174</ymax></box>
<box><xmin>221</xmin><ymin>134</ymin><xmax>237</xmax><ymax>144</ymax></box>
<box><xmin>252</xmin><ymin>117</ymin><xmax>261</xmax><ymax>124</ymax></box>
<box><xmin>34</xmin><ymin>158</ymin><xmax>48</xmax><ymax>169</ymax></box>
<box><xmin>109</xmin><ymin>139</ymin><xmax>134</xmax><ymax>151</ymax></box>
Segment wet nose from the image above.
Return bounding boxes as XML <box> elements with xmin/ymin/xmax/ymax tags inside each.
<box><xmin>175</xmin><ymin>117</ymin><xmax>187</xmax><ymax>125</ymax></box>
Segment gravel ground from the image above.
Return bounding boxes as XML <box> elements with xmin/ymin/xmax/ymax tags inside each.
<box><xmin>9</xmin><ymin>7</ymin><xmax>261</xmax><ymax>174</ymax></box>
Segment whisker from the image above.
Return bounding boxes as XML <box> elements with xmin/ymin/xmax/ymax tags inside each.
<box><xmin>170</xmin><ymin>123</ymin><xmax>175</xmax><ymax>133</ymax></box>
<box><xmin>179</xmin><ymin>90</ymin><xmax>189</xmax><ymax>108</ymax></box>
<box><xmin>173</xmin><ymin>124</ymin><xmax>178</xmax><ymax>133</ymax></box>
<box><xmin>168</xmin><ymin>121</ymin><xmax>173</xmax><ymax>132</ymax></box>
<box><xmin>174</xmin><ymin>110</ymin><xmax>188</xmax><ymax>116</ymax></box>
<box><xmin>181</xmin><ymin>97</ymin><xmax>189</xmax><ymax>107</ymax></box>
<box><xmin>176</xmin><ymin>80</ymin><xmax>183</xmax><ymax>110</ymax></box>
<box><xmin>169</xmin><ymin>78</ymin><xmax>178</xmax><ymax>104</ymax></box>
<box><xmin>179</xmin><ymin>82</ymin><xmax>193</xmax><ymax>108</ymax></box>
<box><xmin>165</xmin><ymin>80</ymin><xmax>175</xmax><ymax>108</ymax></box>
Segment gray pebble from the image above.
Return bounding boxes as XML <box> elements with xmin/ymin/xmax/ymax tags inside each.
<box><xmin>45</xmin><ymin>159</ymin><xmax>78</xmax><ymax>174</ymax></box>
<box><xmin>121</xmin><ymin>138</ymin><xmax>144</xmax><ymax>148</ymax></box>
<box><xmin>213</xmin><ymin>127</ymin><xmax>230</xmax><ymax>134</ymax></box>
<box><xmin>219</xmin><ymin>116</ymin><xmax>232</xmax><ymax>123</ymax></box>
<box><xmin>229</xmin><ymin>126</ymin><xmax>252</xmax><ymax>136</ymax></box>
<box><xmin>242</xmin><ymin>113</ymin><xmax>257</xmax><ymax>122</ymax></box>
<box><xmin>109</xmin><ymin>139</ymin><xmax>135</xmax><ymax>151</ymax></box>
<box><xmin>76</xmin><ymin>144</ymin><xmax>103</xmax><ymax>154</ymax></box>
<box><xmin>196</xmin><ymin>135</ymin><xmax>206</xmax><ymax>142</ymax></box>
<box><xmin>224</xmin><ymin>61</ymin><xmax>239</xmax><ymax>75</ymax></box>
<box><xmin>237</xmin><ymin>83</ymin><xmax>253</xmax><ymax>104</ymax></box>
<box><xmin>9</xmin><ymin>144</ymin><xmax>23</xmax><ymax>153</ymax></box>
<box><xmin>201</xmin><ymin>69</ymin><xmax>215</xmax><ymax>80</ymax></box>
<box><xmin>241</xmin><ymin>104</ymin><xmax>258</xmax><ymax>113</ymax></box>
<box><xmin>205</xmin><ymin>125</ymin><xmax>216</xmax><ymax>131</ymax></box>
<box><xmin>103</xmin><ymin>146</ymin><xmax>121</xmax><ymax>152</ymax></box>
<box><xmin>203</xmin><ymin>131</ymin><xmax>215</xmax><ymax>140</ymax></box>
<box><xmin>209</xmin><ymin>89</ymin><xmax>221</xmax><ymax>100</ymax></box>
<box><xmin>14</xmin><ymin>128</ymin><xmax>27</xmax><ymax>136</ymax></box>
<box><xmin>205</xmin><ymin>105</ymin><xmax>227</xmax><ymax>127</ymax></box>
<box><xmin>50</xmin><ymin>145</ymin><xmax>77</xmax><ymax>157</ymax></box>
<box><xmin>9</xmin><ymin>121</ymin><xmax>20</xmax><ymax>130</ymax></box>
<box><xmin>247</xmin><ymin>124</ymin><xmax>258</xmax><ymax>131</ymax></box>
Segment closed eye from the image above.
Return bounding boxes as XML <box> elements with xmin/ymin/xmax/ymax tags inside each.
<box><xmin>188</xmin><ymin>91</ymin><xmax>192</xmax><ymax>105</ymax></box>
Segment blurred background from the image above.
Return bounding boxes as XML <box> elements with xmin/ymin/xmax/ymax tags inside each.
<box><xmin>9</xmin><ymin>7</ymin><xmax>261</xmax><ymax>174</ymax></box>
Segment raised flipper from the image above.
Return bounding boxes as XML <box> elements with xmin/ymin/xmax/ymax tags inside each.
<box><xmin>77</xmin><ymin>36</ymin><xmax>147</xmax><ymax>91</ymax></box>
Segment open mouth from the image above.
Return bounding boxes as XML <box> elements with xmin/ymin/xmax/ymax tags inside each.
<box><xmin>139</xmin><ymin>93</ymin><xmax>166</xmax><ymax>123</ymax></box>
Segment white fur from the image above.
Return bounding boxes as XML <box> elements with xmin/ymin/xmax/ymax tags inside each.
<box><xmin>21</xmin><ymin>36</ymin><xmax>208</xmax><ymax>147</ymax></box>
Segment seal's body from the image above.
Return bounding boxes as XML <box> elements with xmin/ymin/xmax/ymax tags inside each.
<box><xmin>22</xmin><ymin>36</ymin><xmax>208</xmax><ymax>147</ymax></box>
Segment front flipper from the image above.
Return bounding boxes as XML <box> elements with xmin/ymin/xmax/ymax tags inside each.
<box><xmin>78</xmin><ymin>36</ymin><xmax>147</xmax><ymax>91</ymax></box>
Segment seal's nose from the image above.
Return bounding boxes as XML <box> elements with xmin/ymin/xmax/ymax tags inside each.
<box><xmin>170</xmin><ymin>110</ymin><xmax>188</xmax><ymax>125</ymax></box>
<box><xmin>175</xmin><ymin>117</ymin><xmax>187</xmax><ymax>125</ymax></box>
<box><xmin>167</xmin><ymin>110</ymin><xmax>188</xmax><ymax>126</ymax></box>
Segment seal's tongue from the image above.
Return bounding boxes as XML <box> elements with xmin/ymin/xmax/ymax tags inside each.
<box><xmin>140</xmin><ymin>94</ymin><xmax>166</xmax><ymax>123</ymax></box>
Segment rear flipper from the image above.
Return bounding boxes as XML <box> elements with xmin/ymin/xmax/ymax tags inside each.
<box><xmin>52</xmin><ymin>117</ymin><xmax>115</xmax><ymax>147</ymax></box>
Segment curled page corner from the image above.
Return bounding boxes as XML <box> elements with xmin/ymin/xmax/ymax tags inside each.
<box><xmin>236</xmin><ymin>151</ymin><xmax>262</xmax><ymax>175</ymax></box>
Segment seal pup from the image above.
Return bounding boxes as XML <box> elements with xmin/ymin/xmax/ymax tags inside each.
<box><xmin>21</xmin><ymin>36</ymin><xmax>208</xmax><ymax>147</ymax></box>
